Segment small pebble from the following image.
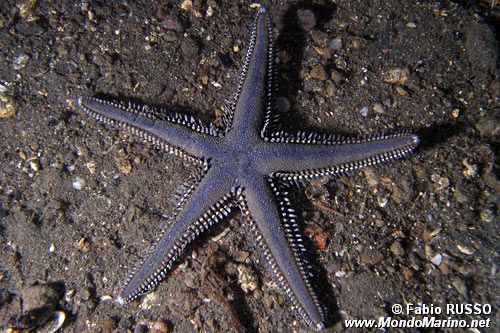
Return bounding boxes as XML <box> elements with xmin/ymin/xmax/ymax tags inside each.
<box><xmin>360</xmin><ymin>249</ymin><xmax>384</xmax><ymax>265</ymax></box>
<box><xmin>180</xmin><ymin>0</ymin><xmax>192</xmax><ymax>11</ymax></box>
<box><xmin>13</xmin><ymin>54</ymin><xmax>29</xmax><ymax>70</ymax></box>
<box><xmin>406</xmin><ymin>22</ymin><xmax>417</xmax><ymax>28</ymax></box>
<box><xmin>390</xmin><ymin>241</ymin><xmax>405</xmax><ymax>257</ymax></box>
<box><xmin>359</xmin><ymin>106</ymin><xmax>369</xmax><ymax>117</ymax></box>
<box><xmin>430</xmin><ymin>253</ymin><xmax>443</xmax><ymax>266</ymax></box>
<box><xmin>475</xmin><ymin>116</ymin><xmax>499</xmax><ymax>138</ymax></box>
<box><xmin>430</xmin><ymin>174</ymin><xmax>450</xmax><ymax>191</ymax></box>
<box><xmin>363</xmin><ymin>168</ymin><xmax>378</xmax><ymax>187</ymax></box>
<box><xmin>452</xmin><ymin>278</ymin><xmax>467</xmax><ymax>296</ymax></box>
<box><xmin>335</xmin><ymin>270</ymin><xmax>347</xmax><ymax>278</ymax></box>
<box><xmin>439</xmin><ymin>261</ymin><xmax>450</xmax><ymax>275</ymax></box>
<box><xmin>40</xmin><ymin>310</ymin><xmax>66</xmax><ymax>333</ymax></box>
<box><xmin>377</xmin><ymin>195</ymin><xmax>388</xmax><ymax>208</ymax></box>
<box><xmin>394</xmin><ymin>85</ymin><xmax>408</xmax><ymax>96</ymax></box>
<box><xmin>72</xmin><ymin>177</ymin><xmax>86</xmax><ymax>190</ymax></box>
<box><xmin>480</xmin><ymin>208</ymin><xmax>493</xmax><ymax>223</ymax></box>
<box><xmin>234</xmin><ymin>250</ymin><xmax>249</xmax><ymax>263</ymax></box>
<box><xmin>372</xmin><ymin>102</ymin><xmax>384</xmax><ymax>114</ymax></box>
<box><xmin>400</xmin><ymin>266</ymin><xmax>413</xmax><ymax>280</ymax></box>
<box><xmin>76</xmin><ymin>237</ymin><xmax>91</xmax><ymax>252</ymax></box>
<box><xmin>206</xmin><ymin>6</ymin><xmax>214</xmax><ymax>17</ymax></box>
<box><xmin>237</xmin><ymin>264</ymin><xmax>258</xmax><ymax>293</ymax></box>
<box><xmin>326</xmin><ymin>81</ymin><xmax>336</xmax><ymax>97</ymax></box>
<box><xmin>28</xmin><ymin>158</ymin><xmax>40</xmax><ymax>172</ymax></box>
<box><xmin>456</xmin><ymin>244</ymin><xmax>475</xmax><ymax>255</ymax></box>
<box><xmin>309</xmin><ymin>65</ymin><xmax>327</xmax><ymax>81</ymax></box>
<box><xmin>152</xmin><ymin>319</ymin><xmax>169</xmax><ymax>333</ymax></box>
<box><xmin>0</xmin><ymin>95</ymin><xmax>16</xmax><ymax>118</ymax></box>
<box><xmin>330</xmin><ymin>37</ymin><xmax>342</xmax><ymax>51</ymax></box>
<box><xmin>334</xmin><ymin>58</ymin><xmax>347</xmax><ymax>70</ymax></box>
<box><xmin>180</xmin><ymin>37</ymin><xmax>199</xmax><ymax>58</ymax></box>
<box><xmin>384</xmin><ymin>68</ymin><xmax>409</xmax><ymax>85</ymax></box>
<box><xmin>330</xmin><ymin>70</ymin><xmax>344</xmax><ymax>83</ymax></box>
<box><xmin>462</xmin><ymin>159</ymin><xmax>477</xmax><ymax>179</ymax></box>
<box><xmin>116</xmin><ymin>158</ymin><xmax>132</xmax><ymax>174</ymax></box>
<box><xmin>86</xmin><ymin>161</ymin><xmax>97</xmax><ymax>174</ymax></box>
<box><xmin>351</xmin><ymin>38</ymin><xmax>366</xmax><ymax>49</ymax></box>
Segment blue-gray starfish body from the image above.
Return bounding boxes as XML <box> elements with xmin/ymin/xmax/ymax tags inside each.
<box><xmin>76</xmin><ymin>6</ymin><xmax>419</xmax><ymax>331</ymax></box>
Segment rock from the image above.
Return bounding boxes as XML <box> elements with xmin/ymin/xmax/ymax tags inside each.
<box><xmin>0</xmin><ymin>94</ymin><xmax>16</xmax><ymax>118</ymax></box>
<box><xmin>180</xmin><ymin>37</ymin><xmax>199</xmax><ymax>58</ymax></box>
<box><xmin>39</xmin><ymin>311</ymin><xmax>66</xmax><ymax>333</ymax></box>
<box><xmin>438</xmin><ymin>260</ymin><xmax>450</xmax><ymax>275</ymax></box>
<box><xmin>76</xmin><ymin>237</ymin><xmax>91</xmax><ymax>252</ymax></box>
<box><xmin>237</xmin><ymin>264</ymin><xmax>258</xmax><ymax>293</ymax></box>
<box><xmin>457</xmin><ymin>244</ymin><xmax>475</xmax><ymax>255</ymax></box>
<box><xmin>430</xmin><ymin>253</ymin><xmax>443</xmax><ymax>266</ymax></box>
<box><xmin>384</xmin><ymin>68</ymin><xmax>409</xmax><ymax>85</ymax></box>
<box><xmin>462</xmin><ymin>159</ymin><xmax>477</xmax><ymax>178</ymax></box>
<box><xmin>372</xmin><ymin>102</ymin><xmax>384</xmax><ymax>114</ymax></box>
<box><xmin>479</xmin><ymin>208</ymin><xmax>493</xmax><ymax>223</ymax></box>
<box><xmin>363</xmin><ymin>168</ymin><xmax>378</xmax><ymax>187</ymax></box>
<box><xmin>391</xmin><ymin>184</ymin><xmax>403</xmax><ymax>204</ymax></box>
<box><xmin>394</xmin><ymin>85</ymin><xmax>408</xmax><ymax>96</ymax></box>
<box><xmin>475</xmin><ymin>116</ymin><xmax>499</xmax><ymax>139</ymax></box>
<box><xmin>400</xmin><ymin>265</ymin><xmax>413</xmax><ymax>280</ymax></box>
<box><xmin>360</xmin><ymin>249</ymin><xmax>384</xmax><ymax>265</ymax></box>
<box><xmin>359</xmin><ymin>106</ymin><xmax>369</xmax><ymax>117</ymax></box>
<box><xmin>115</xmin><ymin>157</ymin><xmax>132</xmax><ymax>174</ymax></box>
<box><xmin>430</xmin><ymin>174</ymin><xmax>450</xmax><ymax>191</ymax></box>
<box><xmin>490</xmin><ymin>79</ymin><xmax>500</xmax><ymax>97</ymax></box>
<box><xmin>390</xmin><ymin>241</ymin><xmax>405</xmax><ymax>257</ymax></box>
<box><xmin>13</xmin><ymin>53</ymin><xmax>29</xmax><ymax>70</ymax></box>
<box><xmin>180</xmin><ymin>0</ymin><xmax>192</xmax><ymax>11</ymax></box>
<box><xmin>330</xmin><ymin>37</ymin><xmax>342</xmax><ymax>51</ymax></box>
<box><xmin>309</xmin><ymin>65</ymin><xmax>327</xmax><ymax>81</ymax></box>
<box><xmin>8</xmin><ymin>284</ymin><xmax>61</xmax><ymax>330</ymax></box>
<box><xmin>452</xmin><ymin>278</ymin><xmax>467</xmax><ymax>296</ymax></box>
<box><xmin>72</xmin><ymin>176</ymin><xmax>86</xmax><ymax>190</ymax></box>
<box><xmin>22</xmin><ymin>284</ymin><xmax>60</xmax><ymax>313</ymax></box>
<box><xmin>152</xmin><ymin>319</ymin><xmax>169</xmax><ymax>333</ymax></box>
<box><xmin>330</xmin><ymin>70</ymin><xmax>344</xmax><ymax>83</ymax></box>
<box><xmin>234</xmin><ymin>250</ymin><xmax>249</xmax><ymax>263</ymax></box>
<box><xmin>377</xmin><ymin>195</ymin><xmax>388</xmax><ymax>208</ymax></box>
<box><xmin>326</xmin><ymin>81</ymin><xmax>336</xmax><ymax>97</ymax></box>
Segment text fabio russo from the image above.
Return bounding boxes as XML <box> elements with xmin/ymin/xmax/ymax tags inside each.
<box><xmin>404</xmin><ymin>303</ymin><xmax>491</xmax><ymax>316</ymax></box>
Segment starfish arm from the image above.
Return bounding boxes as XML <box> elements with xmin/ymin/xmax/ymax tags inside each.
<box><xmin>259</xmin><ymin>132</ymin><xmax>419</xmax><ymax>180</ymax></box>
<box><xmin>226</xmin><ymin>6</ymin><xmax>276</xmax><ymax>142</ymax></box>
<box><xmin>237</xmin><ymin>176</ymin><xmax>325</xmax><ymax>331</ymax></box>
<box><xmin>76</xmin><ymin>96</ymin><xmax>219</xmax><ymax>162</ymax></box>
<box><xmin>117</xmin><ymin>169</ymin><xmax>236</xmax><ymax>304</ymax></box>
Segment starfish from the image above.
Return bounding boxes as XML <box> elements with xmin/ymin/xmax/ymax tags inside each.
<box><xmin>75</xmin><ymin>5</ymin><xmax>419</xmax><ymax>331</ymax></box>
